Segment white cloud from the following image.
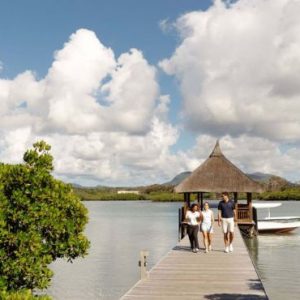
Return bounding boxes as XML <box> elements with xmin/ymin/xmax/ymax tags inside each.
<box><xmin>0</xmin><ymin>28</ymin><xmax>184</xmax><ymax>185</ymax></box>
<box><xmin>185</xmin><ymin>134</ymin><xmax>300</xmax><ymax>183</ymax></box>
<box><xmin>35</xmin><ymin>117</ymin><xmax>182</xmax><ymax>186</ymax></box>
<box><xmin>160</xmin><ymin>0</ymin><xmax>300</xmax><ymax>142</ymax></box>
<box><xmin>100</xmin><ymin>48</ymin><xmax>159</xmax><ymax>134</ymax></box>
<box><xmin>44</xmin><ymin>29</ymin><xmax>116</xmax><ymax>134</ymax></box>
<box><xmin>159</xmin><ymin>18</ymin><xmax>172</xmax><ymax>34</ymax></box>
<box><xmin>0</xmin><ymin>29</ymin><xmax>160</xmax><ymax>136</ymax></box>
<box><xmin>0</xmin><ymin>127</ymin><xmax>32</xmax><ymax>164</ymax></box>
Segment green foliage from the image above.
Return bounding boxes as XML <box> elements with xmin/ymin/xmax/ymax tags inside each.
<box><xmin>146</xmin><ymin>192</ymin><xmax>183</xmax><ymax>202</ymax></box>
<box><xmin>74</xmin><ymin>188</ymin><xmax>145</xmax><ymax>200</ymax></box>
<box><xmin>74</xmin><ymin>186</ymin><xmax>217</xmax><ymax>202</ymax></box>
<box><xmin>0</xmin><ymin>141</ymin><xmax>90</xmax><ymax>293</ymax></box>
<box><xmin>258</xmin><ymin>187</ymin><xmax>300</xmax><ymax>200</ymax></box>
<box><xmin>0</xmin><ymin>289</ymin><xmax>50</xmax><ymax>300</ymax></box>
<box><xmin>140</xmin><ymin>184</ymin><xmax>174</xmax><ymax>194</ymax></box>
<box><xmin>74</xmin><ymin>188</ymin><xmax>185</xmax><ymax>202</ymax></box>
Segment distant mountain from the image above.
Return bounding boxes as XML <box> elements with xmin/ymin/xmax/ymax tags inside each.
<box><xmin>164</xmin><ymin>171</ymin><xmax>289</xmax><ymax>189</ymax></box>
<box><xmin>246</xmin><ymin>172</ymin><xmax>274</xmax><ymax>182</ymax></box>
<box><xmin>261</xmin><ymin>175</ymin><xmax>292</xmax><ymax>191</ymax></box>
<box><xmin>163</xmin><ymin>171</ymin><xmax>192</xmax><ymax>186</ymax></box>
<box><xmin>71</xmin><ymin>183</ymin><xmax>84</xmax><ymax>188</ymax></box>
<box><xmin>72</xmin><ymin>171</ymin><xmax>295</xmax><ymax>192</ymax></box>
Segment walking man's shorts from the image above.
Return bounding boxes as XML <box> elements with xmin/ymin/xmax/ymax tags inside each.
<box><xmin>222</xmin><ymin>217</ymin><xmax>234</xmax><ymax>233</ymax></box>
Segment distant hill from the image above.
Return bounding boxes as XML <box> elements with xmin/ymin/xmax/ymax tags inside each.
<box><xmin>71</xmin><ymin>183</ymin><xmax>84</xmax><ymax>188</ymax></box>
<box><xmin>72</xmin><ymin>171</ymin><xmax>296</xmax><ymax>194</ymax></box>
<box><xmin>246</xmin><ymin>172</ymin><xmax>273</xmax><ymax>182</ymax></box>
<box><xmin>163</xmin><ymin>171</ymin><xmax>192</xmax><ymax>186</ymax></box>
<box><xmin>164</xmin><ymin>171</ymin><xmax>291</xmax><ymax>191</ymax></box>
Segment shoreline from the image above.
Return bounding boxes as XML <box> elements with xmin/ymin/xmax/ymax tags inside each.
<box><xmin>80</xmin><ymin>198</ymin><xmax>300</xmax><ymax>202</ymax></box>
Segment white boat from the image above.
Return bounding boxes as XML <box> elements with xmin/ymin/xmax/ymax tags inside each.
<box><xmin>252</xmin><ymin>202</ymin><xmax>300</xmax><ymax>233</ymax></box>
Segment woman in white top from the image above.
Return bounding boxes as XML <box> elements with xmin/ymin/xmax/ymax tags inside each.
<box><xmin>185</xmin><ymin>203</ymin><xmax>201</xmax><ymax>253</ymax></box>
<box><xmin>201</xmin><ymin>202</ymin><xmax>214</xmax><ymax>253</ymax></box>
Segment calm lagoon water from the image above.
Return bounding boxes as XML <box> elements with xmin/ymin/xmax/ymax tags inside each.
<box><xmin>47</xmin><ymin>200</ymin><xmax>300</xmax><ymax>300</ymax></box>
<box><xmin>245</xmin><ymin>201</ymin><xmax>300</xmax><ymax>300</ymax></box>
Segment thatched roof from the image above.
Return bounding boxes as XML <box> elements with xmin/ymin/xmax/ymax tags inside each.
<box><xmin>175</xmin><ymin>141</ymin><xmax>264</xmax><ymax>193</ymax></box>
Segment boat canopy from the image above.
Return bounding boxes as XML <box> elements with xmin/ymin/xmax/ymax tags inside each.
<box><xmin>252</xmin><ymin>202</ymin><xmax>282</xmax><ymax>209</ymax></box>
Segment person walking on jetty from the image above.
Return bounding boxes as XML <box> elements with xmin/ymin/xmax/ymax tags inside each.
<box><xmin>218</xmin><ymin>192</ymin><xmax>237</xmax><ymax>253</ymax></box>
<box><xmin>201</xmin><ymin>202</ymin><xmax>214</xmax><ymax>253</ymax></box>
<box><xmin>185</xmin><ymin>203</ymin><xmax>201</xmax><ymax>253</ymax></box>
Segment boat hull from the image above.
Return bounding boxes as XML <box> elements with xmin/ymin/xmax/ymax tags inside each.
<box><xmin>258</xmin><ymin>227</ymin><xmax>299</xmax><ymax>233</ymax></box>
<box><xmin>257</xmin><ymin>218</ymin><xmax>300</xmax><ymax>233</ymax></box>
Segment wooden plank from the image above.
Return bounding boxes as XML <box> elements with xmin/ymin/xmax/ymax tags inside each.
<box><xmin>121</xmin><ymin>225</ymin><xmax>268</xmax><ymax>299</ymax></box>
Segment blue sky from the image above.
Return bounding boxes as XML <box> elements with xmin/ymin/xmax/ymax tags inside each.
<box><xmin>1</xmin><ymin>0</ymin><xmax>300</xmax><ymax>186</ymax></box>
<box><xmin>0</xmin><ymin>0</ymin><xmax>210</xmax><ymax>77</ymax></box>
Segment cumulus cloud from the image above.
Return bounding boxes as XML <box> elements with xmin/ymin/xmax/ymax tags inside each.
<box><xmin>160</xmin><ymin>0</ymin><xmax>300</xmax><ymax>142</ymax></box>
<box><xmin>43</xmin><ymin>117</ymin><xmax>182</xmax><ymax>186</ymax></box>
<box><xmin>2</xmin><ymin>6</ymin><xmax>300</xmax><ymax>186</ymax></box>
<box><xmin>0</xmin><ymin>28</ymin><xmax>185</xmax><ymax>185</ymax></box>
<box><xmin>159</xmin><ymin>18</ymin><xmax>172</xmax><ymax>34</ymax></box>
<box><xmin>185</xmin><ymin>134</ymin><xmax>300</xmax><ymax>182</ymax></box>
<box><xmin>0</xmin><ymin>127</ymin><xmax>32</xmax><ymax>164</ymax></box>
<box><xmin>0</xmin><ymin>29</ymin><xmax>160</xmax><ymax>136</ymax></box>
<box><xmin>100</xmin><ymin>49</ymin><xmax>159</xmax><ymax>134</ymax></box>
<box><xmin>45</xmin><ymin>29</ymin><xmax>116</xmax><ymax>134</ymax></box>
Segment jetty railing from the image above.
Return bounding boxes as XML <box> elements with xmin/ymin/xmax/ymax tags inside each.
<box><xmin>237</xmin><ymin>203</ymin><xmax>253</xmax><ymax>222</ymax></box>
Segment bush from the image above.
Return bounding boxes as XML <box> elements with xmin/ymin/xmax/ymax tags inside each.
<box><xmin>140</xmin><ymin>184</ymin><xmax>174</xmax><ymax>194</ymax></box>
<box><xmin>258</xmin><ymin>188</ymin><xmax>300</xmax><ymax>200</ymax></box>
<box><xmin>0</xmin><ymin>289</ymin><xmax>50</xmax><ymax>300</ymax></box>
<box><xmin>146</xmin><ymin>192</ymin><xmax>183</xmax><ymax>202</ymax></box>
<box><xmin>75</xmin><ymin>189</ymin><xmax>146</xmax><ymax>200</ymax></box>
<box><xmin>0</xmin><ymin>141</ymin><xmax>90</xmax><ymax>293</ymax></box>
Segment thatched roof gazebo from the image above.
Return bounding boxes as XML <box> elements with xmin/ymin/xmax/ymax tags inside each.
<box><xmin>175</xmin><ymin>141</ymin><xmax>264</xmax><ymax>228</ymax></box>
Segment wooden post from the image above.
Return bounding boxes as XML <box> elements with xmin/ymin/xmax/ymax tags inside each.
<box><xmin>197</xmin><ymin>192</ymin><xmax>200</xmax><ymax>204</ymax></box>
<box><xmin>234</xmin><ymin>192</ymin><xmax>238</xmax><ymax>222</ymax></box>
<box><xmin>247</xmin><ymin>192</ymin><xmax>252</xmax><ymax>204</ymax></box>
<box><xmin>234</xmin><ymin>192</ymin><xmax>238</xmax><ymax>203</ymax></box>
<box><xmin>183</xmin><ymin>193</ymin><xmax>189</xmax><ymax>237</ymax></box>
<box><xmin>179</xmin><ymin>206</ymin><xmax>187</xmax><ymax>240</ymax></box>
<box><xmin>187</xmin><ymin>193</ymin><xmax>191</xmax><ymax>208</ymax></box>
<box><xmin>178</xmin><ymin>208</ymin><xmax>181</xmax><ymax>241</ymax></box>
<box><xmin>184</xmin><ymin>193</ymin><xmax>189</xmax><ymax>209</ymax></box>
<box><xmin>200</xmin><ymin>192</ymin><xmax>203</xmax><ymax>211</ymax></box>
<box><xmin>139</xmin><ymin>250</ymin><xmax>149</xmax><ymax>280</ymax></box>
<box><xmin>253</xmin><ymin>206</ymin><xmax>258</xmax><ymax>235</ymax></box>
<box><xmin>247</xmin><ymin>192</ymin><xmax>253</xmax><ymax>221</ymax></box>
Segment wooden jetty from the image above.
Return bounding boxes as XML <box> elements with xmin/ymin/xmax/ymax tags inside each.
<box><xmin>122</xmin><ymin>141</ymin><xmax>268</xmax><ymax>299</ymax></box>
<box><xmin>121</xmin><ymin>226</ymin><xmax>268</xmax><ymax>300</ymax></box>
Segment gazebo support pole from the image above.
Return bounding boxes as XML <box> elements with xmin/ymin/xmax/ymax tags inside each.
<box><xmin>200</xmin><ymin>192</ymin><xmax>203</xmax><ymax>211</ymax></box>
<box><xmin>197</xmin><ymin>192</ymin><xmax>200</xmax><ymax>204</ymax></box>
<box><xmin>234</xmin><ymin>192</ymin><xmax>238</xmax><ymax>222</ymax></box>
<box><xmin>183</xmin><ymin>193</ymin><xmax>187</xmax><ymax>216</ymax></box>
<box><xmin>184</xmin><ymin>193</ymin><xmax>188</xmax><ymax>209</ymax></box>
<box><xmin>234</xmin><ymin>192</ymin><xmax>238</xmax><ymax>203</ymax></box>
<box><xmin>247</xmin><ymin>192</ymin><xmax>253</xmax><ymax>221</ymax></box>
<box><xmin>185</xmin><ymin>193</ymin><xmax>191</xmax><ymax>208</ymax></box>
